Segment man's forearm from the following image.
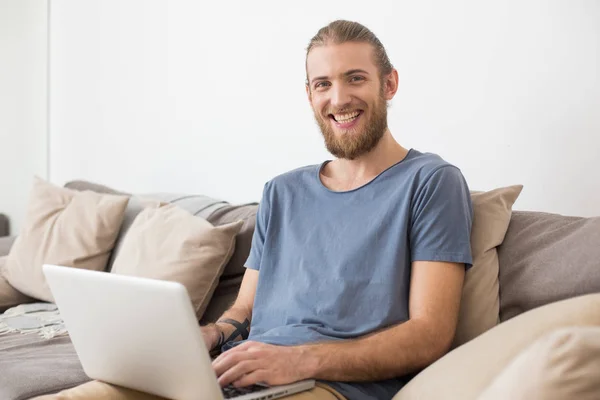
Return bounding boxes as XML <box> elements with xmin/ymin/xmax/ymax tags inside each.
<box><xmin>205</xmin><ymin>306</ymin><xmax>252</xmax><ymax>350</ymax></box>
<box><xmin>300</xmin><ymin>318</ymin><xmax>450</xmax><ymax>382</ymax></box>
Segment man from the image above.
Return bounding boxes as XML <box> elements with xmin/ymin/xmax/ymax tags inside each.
<box><xmin>204</xmin><ymin>20</ymin><xmax>474</xmax><ymax>400</ymax></box>
<box><xmin>40</xmin><ymin>19</ymin><xmax>473</xmax><ymax>400</ymax></box>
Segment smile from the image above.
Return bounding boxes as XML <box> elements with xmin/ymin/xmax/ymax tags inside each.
<box><xmin>329</xmin><ymin>110</ymin><xmax>363</xmax><ymax>129</ymax></box>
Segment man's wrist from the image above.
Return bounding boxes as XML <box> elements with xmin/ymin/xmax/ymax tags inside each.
<box><xmin>208</xmin><ymin>323</ymin><xmax>225</xmax><ymax>350</ymax></box>
<box><xmin>296</xmin><ymin>344</ymin><xmax>323</xmax><ymax>380</ymax></box>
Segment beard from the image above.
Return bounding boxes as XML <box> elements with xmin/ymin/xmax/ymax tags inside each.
<box><xmin>314</xmin><ymin>91</ymin><xmax>388</xmax><ymax>160</ymax></box>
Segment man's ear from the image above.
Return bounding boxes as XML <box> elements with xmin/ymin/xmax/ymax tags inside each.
<box><xmin>305</xmin><ymin>83</ymin><xmax>313</xmax><ymax>104</ymax></box>
<box><xmin>384</xmin><ymin>69</ymin><xmax>399</xmax><ymax>101</ymax></box>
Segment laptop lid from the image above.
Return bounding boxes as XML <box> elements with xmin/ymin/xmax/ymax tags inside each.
<box><xmin>43</xmin><ymin>264</ymin><xmax>224</xmax><ymax>400</ymax></box>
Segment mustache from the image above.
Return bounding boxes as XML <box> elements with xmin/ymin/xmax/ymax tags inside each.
<box><xmin>325</xmin><ymin>108</ymin><xmax>362</xmax><ymax>115</ymax></box>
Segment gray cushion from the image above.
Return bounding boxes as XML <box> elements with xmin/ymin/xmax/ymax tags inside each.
<box><xmin>498</xmin><ymin>211</ymin><xmax>600</xmax><ymax>321</ymax></box>
<box><xmin>142</xmin><ymin>193</ymin><xmax>229</xmax><ymax>218</ymax></box>
<box><xmin>206</xmin><ymin>204</ymin><xmax>258</xmax><ymax>278</ymax></box>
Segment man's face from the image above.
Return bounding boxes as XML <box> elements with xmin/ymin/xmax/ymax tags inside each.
<box><xmin>306</xmin><ymin>42</ymin><xmax>389</xmax><ymax>160</ymax></box>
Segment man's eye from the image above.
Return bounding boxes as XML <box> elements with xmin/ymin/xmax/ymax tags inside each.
<box><xmin>315</xmin><ymin>82</ymin><xmax>330</xmax><ymax>89</ymax></box>
<box><xmin>350</xmin><ymin>76</ymin><xmax>365</xmax><ymax>82</ymax></box>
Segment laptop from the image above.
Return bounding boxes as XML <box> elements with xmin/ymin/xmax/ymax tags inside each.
<box><xmin>42</xmin><ymin>264</ymin><xmax>315</xmax><ymax>400</ymax></box>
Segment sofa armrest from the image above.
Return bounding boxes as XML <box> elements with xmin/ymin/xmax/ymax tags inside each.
<box><xmin>0</xmin><ymin>213</ymin><xmax>8</xmax><ymax>237</ymax></box>
<box><xmin>0</xmin><ymin>236</ymin><xmax>16</xmax><ymax>257</ymax></box>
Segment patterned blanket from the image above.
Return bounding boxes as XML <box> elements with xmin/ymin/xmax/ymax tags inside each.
<box><xmin>0</xmin><ymin>303</ymin><xmax>67</xmax><ymax>339</ymax></box>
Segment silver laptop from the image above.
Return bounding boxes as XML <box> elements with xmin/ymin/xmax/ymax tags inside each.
<box><xmin>43</xmin><ymin>264</ymin><xmax>315</xmax><ymax>400</ymax></box>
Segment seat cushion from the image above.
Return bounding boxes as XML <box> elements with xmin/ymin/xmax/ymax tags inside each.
<box><xmin>393</xmin><ymin>293</ymin><xmax>600</xmax><ymax>400</ymax></box>
<box><xmin>0</xmin><ymin>332</ymin><xmax>90</xmax><ymax>400</ymax></box>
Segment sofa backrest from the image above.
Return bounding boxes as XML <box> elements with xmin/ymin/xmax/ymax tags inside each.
<box><xmin>64</xmin><ymin>180</ymin><xmax>600</xmax><ymax>328</ymax></box>
<box><xmin>497</xmin><ymin>210</ymin><xmax>600</xmax><ymax>322</ymax></box>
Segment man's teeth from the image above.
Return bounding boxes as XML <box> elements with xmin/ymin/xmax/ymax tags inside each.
<box><xmin>334</xmin><ymin>111</ymin><xmax>360</xmax><ymax>123</ymax></box>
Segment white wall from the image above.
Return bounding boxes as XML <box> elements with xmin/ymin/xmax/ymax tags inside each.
<box><xmin>50</xmin><ymin>0</ymin><xmax>600</xmax><ymax>217</ymax></box>
<box><xmin>0</xmin><ymin>0</ymin><xmax>48</xmax><ymax>234</ymax></box>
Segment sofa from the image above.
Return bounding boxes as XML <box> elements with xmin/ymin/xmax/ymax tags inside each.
<box><xmin>0</xmin><ymin>178</ymin><xmax>599</xmax><ymax>400</ymax></box>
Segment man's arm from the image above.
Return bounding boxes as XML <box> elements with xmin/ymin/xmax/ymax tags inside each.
<box><xmin>213</xmin><ymin>260</ymin><xmax>465</xmax><ymax>386</ymax></box>
<box><xmin>202</xmin><ymin>268</ymin><xmax>259</xmax><ymax>352</ymax></box>
<box><xmin>302</xmin><ymin>260</ymin><xmax>465</xmax><ymax>381</ymax></box>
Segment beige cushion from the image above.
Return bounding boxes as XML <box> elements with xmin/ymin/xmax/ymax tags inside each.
<box><xmin>498</xmin><ymin>211</ymin><xmax>600</xmax><ymax>321</ymax></box>
<box><xmin>478</xmin><ymin>326</ymin><xmax>600</xmax><ymax>400</ymax></box>
<box><xmin>451</xmin><ymin>185</ymin><xmax>523</xmax><ymax>348</ymax></box>
<box><xmin>0</xmin><ymin>256</ymin><xmax>34</xmax><ymax>313</ymax></box>
<box><xmin>4</xmin><ymin>177</ymin><xmax>129</xmax><ymax>302</ymax></box>
<box><xmin>394</xmin><ymin>293</ymin><xmax>600</xmax><ymax>400</ymax></box>
<box><xmin>111</xmin><ymin>204</ymin><xmax>243</xmax><ymax>320</ymax></box>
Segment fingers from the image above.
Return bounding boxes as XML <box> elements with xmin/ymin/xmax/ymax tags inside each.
<box><xmin>212</xmin><ymin>342</ymin><xmax>259</xmax><ymax>380</ymax></box>
<box><xmin>232</xmin><ymin>369</ymin><xmax>269</xmax><ymax>388</ymax></box>
<box><xmin>213</xmin><ymin>340</ymin><xmax>254</xmax><ymax>362</ymax></box>
<box><xmin>217</xmin><ymin>360</ymin><xmax>262</xmax><ymax>387</ymax></box>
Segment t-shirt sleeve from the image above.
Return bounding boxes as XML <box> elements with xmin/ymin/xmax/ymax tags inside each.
<box><xmin>244</xmin><ymin>182</ymin><xmax>271</xmax><ymax>271</ymax></box>
<box><xmin>410</xmin><ymin>165</ymin><xmax>474</xmax><ymax>269</ymax></box>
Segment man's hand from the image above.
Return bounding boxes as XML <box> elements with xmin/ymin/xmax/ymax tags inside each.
<box><xmin>212</xmin><ymin>341</ymin><xmax>315</xmax><ymax>388</ymax></box>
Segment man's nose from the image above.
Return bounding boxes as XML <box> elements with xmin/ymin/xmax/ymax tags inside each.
<box><xmin>330</xmin><ymin>84</ymin><xmax>352</xmax><ymax>109</ymax></box>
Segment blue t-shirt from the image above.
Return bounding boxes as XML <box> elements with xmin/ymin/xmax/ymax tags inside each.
<box><xmin>231</xmin><ymin>149</ymin><xmax>473</xmax><ymax>400</ymax></box>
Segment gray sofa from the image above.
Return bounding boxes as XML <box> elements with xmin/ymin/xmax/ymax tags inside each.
<box><xmin>0</xmin><ymin>180</ymin><xmax>599</xmax><ymax>400</ymax></box>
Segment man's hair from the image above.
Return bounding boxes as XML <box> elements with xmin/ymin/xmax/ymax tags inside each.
<box><xmin>306</xmin><ymin>20</ymin><xmax>393</xmax><ymax>81</ymax></box>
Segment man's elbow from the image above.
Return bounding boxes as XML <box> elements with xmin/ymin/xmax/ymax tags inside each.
<box><xmin>416</xmin><ymin>320</ymin><xmax>456</xmax><ymax>368</ymax></box>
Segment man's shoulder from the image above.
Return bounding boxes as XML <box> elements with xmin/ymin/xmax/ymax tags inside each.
<box><xmin>405</xmin><ymin>149</ymin><xmax>464</xmax><ymax>183</ymax></box>
<box><xmin>263</xmin><ymin>163</ymin><xmax>321</xmax><ymax>191</ymax></box>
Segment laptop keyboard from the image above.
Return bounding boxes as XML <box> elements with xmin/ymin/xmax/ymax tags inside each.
<box><xmin>222</xmin><ymin>383</ymin><xmax>269</xmax><ymax>399</ymax></box>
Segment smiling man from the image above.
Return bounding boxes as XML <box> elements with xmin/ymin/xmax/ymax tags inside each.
<box><xmin>205</xmin><ymin>20</ymin><xmax>474</xmax><ymax>400</ymax></box>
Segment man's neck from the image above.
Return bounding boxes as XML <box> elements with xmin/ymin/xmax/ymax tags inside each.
<box><xmin>321</xmin><ymin>130</ymin><xmax>410</xmax><ymax>192</ymax></box>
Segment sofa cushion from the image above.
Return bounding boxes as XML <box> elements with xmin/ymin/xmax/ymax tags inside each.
<box><xmin>111</xmin><ymin>204</ymin><xmax>243</xmax><ymax>319</ymax></box>
<box><xmin>0</xmin><ymin>256</ymin><xmax>35</xmax><ymax>313</ymax></box>
<box><xmin>477</xmin><ymin>326</ymin><xmax>600</xmax><ymax>400</ymax></box>
<box><xmin>498</xmin><ymin>211</ymin><xmax>600</xmax><ymax>321</ymax></box>
<box><xmin>4</xmin><ymin>177</ymin><xmax>129</xmax><ymax>302</ymax></box>
<box><xmin>106</xmin><ymin>196</ymin><xmax>165</xmax><ymax>272</ymax></box>
<box><xmin>451</xmin><ymin>185</ymin><xmax>523</xmax><ymax>348</ymax></box>
<box><xmin>206</xmin><ymin>203</ymin><xmax>258</xmax><ymax>278</ymax></box>
<box><xmin>393</xmin><ymin>293</ymin><xmax>600</xmax><ymax>400</ymax></box>
<box><xmin>63</xmin><ymin>180</ymin><xmax>163</xmax><ymax>272</ymax></box>
<box><xmin>0</xmin><ymin>332</ymin><xmax>90</xmax><ymax>400</ymax></box>
<box><xmin>61</xmin><ymin>180</ymin><xmax>257</xmax><ymax>316</ymax></box>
